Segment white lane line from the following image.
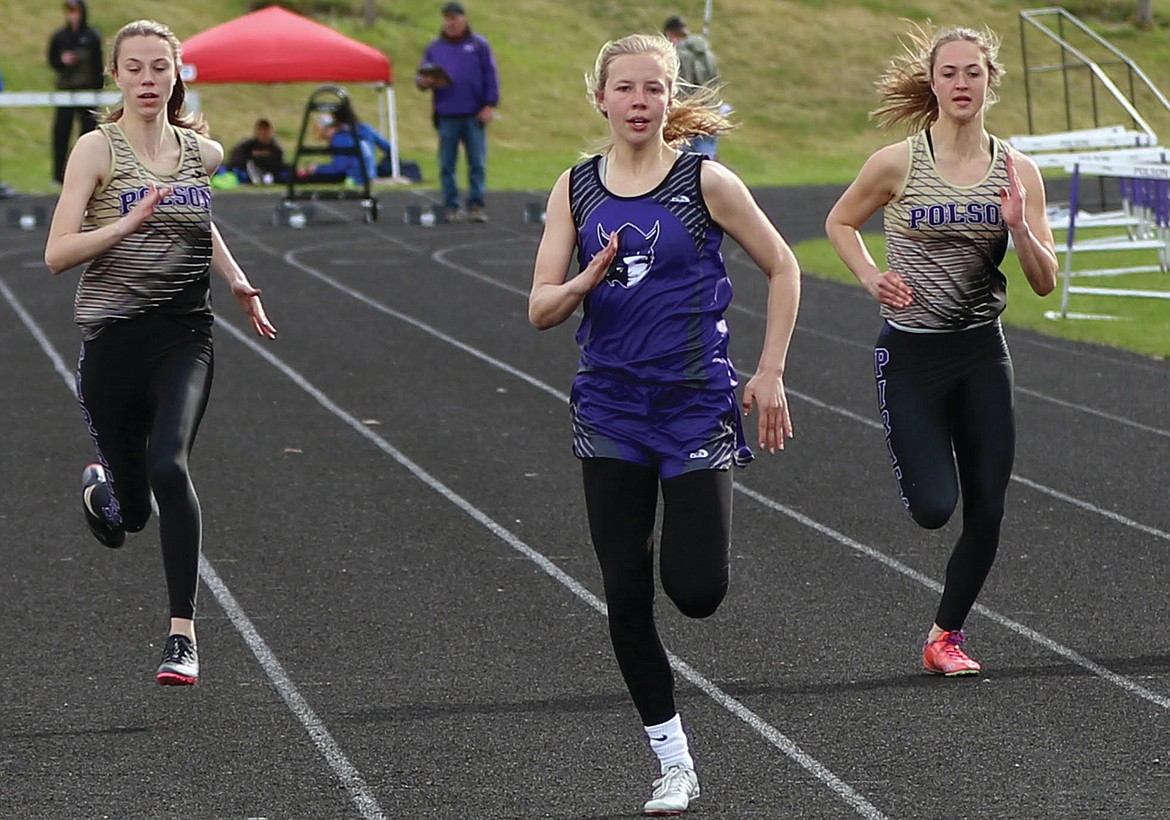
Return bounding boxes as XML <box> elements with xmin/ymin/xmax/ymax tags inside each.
<box><xmin>0</xmin><ymin>274</ymin><xmax>388</xmax><ymax>820</ymax></box>
<box><xmin>0</xmin><ymin>275</ymin><xmax>77</xmax><ymax>389</ymax></box>
<box><xmin>786</xmin><ymin>399</ymin><xmax>1170</xmax><ymax>543</ymax></box>
<box><xmin>1015</xmin><ymin>385</ymin><xmax>1170</xmax><ymax>439</ymax></box>
<box><xmin>217</xmin><ymin>224</ymin><xmax>890</xmax><ymax>816</ymax></box>
<box><xmin>211</xmin><ymin>314</ymin><xmax>889</xmax><ymax>820</ymax></box>
<box><xmin>434</xmin><ymin>240</ymin><xmax>534</xmax><ymax>297</ymax></box>
<box><xmin>197</xmin><ymin>560</ymin><xmax>387</xmax><ymax>819</ymax></box>
<box><xmin>222</xmin><ymin>242</ymin><xmax>1170</xmax><ymax>714</ymax></box>
<box><xmin>280</xmin><ymin>241</ymin><xmax>560</xmax><ymax>398</ymax></box>
<box><xmin>824</xmin><ymin>402</ymin><xmax>1170</xmax><ymax>542</ymax></box>
<box><xmin>735</xmin><ymin>482</ymin><xmax>1170</xmax><ymax>711</ymax></box>
<box><xmin>784</xmin><ymin>386</ymin><xmax>881</xmax><ymax>429</ymax></box>
<box><xmin>1009</xmin><ymin>475</ymin><xmax>1170</xmax><ymax>543</ymax></box>
<box><xmin>243</xmin><ymin>224</ymin><xmax>1170</xmax><ymax>440</ymax></box>
<box><xmin>741</xmin><ymin>372</ymin><xmax>1170</xmax><ymax>545</ymax></box>
<box><xmin>1009</xmin><ymin>332</ymin><xmax>1170</xmax><ymax>374</ymax></box>
<box><xmin>724</xmin><ymin>298</ymin><xmax>1170</xmax><ymax>434</ymax></box>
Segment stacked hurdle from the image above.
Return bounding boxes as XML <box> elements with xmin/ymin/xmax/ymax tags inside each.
<box><xmin>1010</xmin><ymin>126</ymin><xmax>1166</xmax><ymax>238</ymax></box>
<box><xmin>1008</xmin><ymin>127</ymin><xmax>1170</xmax><ymax>319</ymax></box>
<box><xmin>1010</xmin><ymin>125</ymin><xmax>1161</xmax><ymax>170</ymax></box>
<box><xmin>1047</xmin><ymin>158</ymin><xmax>1170</xmax><ymax>320</ymax></box>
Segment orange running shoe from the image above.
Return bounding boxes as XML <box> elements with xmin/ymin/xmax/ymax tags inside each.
<box><xmin>922</xmin><ymin>629</ymin><xmax>981</xmax><ymax>676</ymax></box>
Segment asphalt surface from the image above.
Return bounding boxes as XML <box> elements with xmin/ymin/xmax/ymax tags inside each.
<box><xmin>2</xmin><ymin>183</ymin><xmax>1169</xmax><ymax>820</ymax></box>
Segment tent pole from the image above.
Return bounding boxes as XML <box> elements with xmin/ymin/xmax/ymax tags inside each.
<box><xmin>384</xmin><ymin>85</ymin><xmax>400</xmax><ymax>179</ymax></box>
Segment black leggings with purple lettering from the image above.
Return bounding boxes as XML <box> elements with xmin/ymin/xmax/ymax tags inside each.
<box><xmin>873</xmin><ymin>321</ymin><xmax>1015</xmax><ymax>631</ymax></box>
<box><xmin>581</xmin><ymin>458</ymin><xmax>732</xmax><ymax>726</ymax></box>
<box><xmin>77</xmin><ymin>313</ymin><xmax>214</xmax><ymax>620</ymax></box>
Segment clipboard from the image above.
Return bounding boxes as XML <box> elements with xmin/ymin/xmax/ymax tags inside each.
<box><xmin>418</xmin><ymin>64</ymin><xmax>452</xmax><ymax>87</ymax></box>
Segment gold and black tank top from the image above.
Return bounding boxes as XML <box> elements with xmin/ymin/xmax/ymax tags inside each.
<box><xmin>74</xmin><ymin>122</ymin><xmax>214</xmax><ymax>339</ymax></box>
<box><xmin>882</xmin><ymin>130</ymin><xmax>1011</xmax><ymax>330</ymax></box>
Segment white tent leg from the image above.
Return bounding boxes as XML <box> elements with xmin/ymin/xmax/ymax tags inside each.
<box><xmin>383</xmin><ymin>86</ymin><xmax>400</xmax><ymax>180</ymax></box>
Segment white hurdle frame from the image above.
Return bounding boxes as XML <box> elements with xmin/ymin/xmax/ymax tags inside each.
<box><xmin>1047</xmin><ymin>158</ymin><xmax>1170</xmax><ymax>320</ymax></box>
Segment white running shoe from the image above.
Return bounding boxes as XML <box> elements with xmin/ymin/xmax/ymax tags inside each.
<box><xmin>643</xmin><ymin>764</ymin><xmax>700</xmax><ymax>815</ymax></box>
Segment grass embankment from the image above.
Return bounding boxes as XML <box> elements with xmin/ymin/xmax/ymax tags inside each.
<box><xmin>2</xmin><ymin>0</ymin><xmax>1168</xmax><ymax>356</ymax></box>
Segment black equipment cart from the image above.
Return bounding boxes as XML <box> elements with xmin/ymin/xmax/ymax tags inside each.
<box><xmin>278</xmin><ymin>85</ymin><xmax>380</xmax><ymax>224</ymax></box>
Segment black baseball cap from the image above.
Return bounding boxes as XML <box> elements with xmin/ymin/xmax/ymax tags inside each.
<box><xmin>441</xmin><ymin>2</ymin><xmax>466</xmax><ymax>15</ymax></box>
<box><xmin>663</xmin><ymin>15</ymin><xmax>687</xmax><ymax>33</ymax></box>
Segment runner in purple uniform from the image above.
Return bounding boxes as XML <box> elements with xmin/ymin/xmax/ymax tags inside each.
<box><xmin>528</xmin><ymin>32</ymin><xmax>801</xmax><ymax>817</ymax></box>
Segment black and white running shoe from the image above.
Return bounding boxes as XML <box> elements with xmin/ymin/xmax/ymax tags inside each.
<box><xmin>81</xmin><ymin>464</ymin><xmax>125</xmax><ymax>549</ymax></box>
<box><xmin>156</xmin><ymin>634</ymin><xmax>199</xmax><ymax>686</ymax></box>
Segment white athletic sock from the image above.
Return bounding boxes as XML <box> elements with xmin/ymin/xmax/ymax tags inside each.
<box><xmin>644</xmin><ymin>713</ymin><xmax>694</xmax><ymax>774</ymax></box>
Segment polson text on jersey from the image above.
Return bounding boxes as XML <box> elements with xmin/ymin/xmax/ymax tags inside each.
<box><xmin>118</xmin><ymin>185</ymin><xmax>212</xmax><ymax>214</ymax></box>
<box><xmin>908</xmin><ymin>201</ymin><xmax>1002</xmax><ymax>230</ymax></box>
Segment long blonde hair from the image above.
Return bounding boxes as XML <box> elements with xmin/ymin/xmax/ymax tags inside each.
<box><xmin>103</xmin><ymin>19</ymin><xmax>208</xmax><ymax>134</ymax></box>
<box><xmin>583</xmin><ymin>33</ymin><xmax>733</xmax><ymax>154</ymax></box>
<box><xmin>870</xmin><ymin>22</ymin><xmax>1003</xmax><ymax>133</ymax></box>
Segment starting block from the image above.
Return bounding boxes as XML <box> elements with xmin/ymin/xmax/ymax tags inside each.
<box><xmin>523</xmin><ymin>201</ymin><xmax>546</xmax><ymax>224</ymax></box>
<box><xmin>403</xmin><ymin>203</ymin><xmax>443</xmax><ymax>226</ymax></box>
<box><xmin>272</xmin><ymin>201</ymin><xmax>316</xmax><ymax>228</ymax></box>
<box><xmin>6</xmin><ymin>205</ymin><xmax>47</xmax><ymax>231</ymax></box>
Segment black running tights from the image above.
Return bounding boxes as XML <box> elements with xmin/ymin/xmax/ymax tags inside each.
<box><xmin>874</xmin><ymin>322</ymin><xmax>1015</xmax><ymax>631</ymax></box>
<box><xmin>77</xmin><ymin>316</ymin><xmax>214</xmax><ymax>620</ymax></box>
<box><xmin>581</xmin><ymin>458</ymin><xmax>732</xmax><ymax>726</ymax></box>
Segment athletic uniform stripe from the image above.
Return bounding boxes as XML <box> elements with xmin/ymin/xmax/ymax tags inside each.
<box><xmin>569</xmin><ymin>161</ymin><xmax>608</xmax><ymax>232</ymax></box>
<box><xmin>653</xmin><ymin>157</ymin><xmax>709</xmax><ymax>254</ymax></box>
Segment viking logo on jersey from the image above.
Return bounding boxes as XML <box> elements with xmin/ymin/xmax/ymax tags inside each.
<box><xmin>598</xmin><ymin>221</ymin><xmax>661</xmax><ymax>288</ymax></box>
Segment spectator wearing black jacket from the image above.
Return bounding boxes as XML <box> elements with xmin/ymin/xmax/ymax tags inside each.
<box><xmin>228</xmin><ymin>118</ymin><xmax>288</xmax><ymax>184</ymax></box>
<box><xmin>47</xmin><ymin>0</ymin><xmax>104</xmax><ymax>183</ymax></box>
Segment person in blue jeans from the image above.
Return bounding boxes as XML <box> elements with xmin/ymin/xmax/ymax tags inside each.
<box><xmin>415</xmin><ymin>1</ymin><xmax>499</xmax><ymax>223</ymax></box>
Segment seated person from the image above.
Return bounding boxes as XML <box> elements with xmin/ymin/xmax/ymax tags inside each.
<box><xmin>228</xmin><ymin>118</ymin><xmax>289</xmax><ymax>184</ymax></box>
<box><xmin>342</xmin><ymin>105</ymin><xmax>394</xmax><ymax>180</ymax></box>
<box><xmin>297</xmin><ymin>105</ymin><xmax>392</xmax><ymax>185</ymax></box>
<box><xmin>296</xmin><ymin>114</ymin><xmax>351</xmax><ymax>184</ymax></box>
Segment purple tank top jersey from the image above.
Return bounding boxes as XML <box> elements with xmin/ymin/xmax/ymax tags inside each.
<box><xmin>569</xmin><ymin>152</ymin><xmax>736</xmax><ymax>390</ymax></box>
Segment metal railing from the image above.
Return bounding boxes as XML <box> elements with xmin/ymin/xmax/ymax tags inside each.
<box><xmin>1019</xmin><ymin>7</ymin><xmax>1170</xmax><ymax>138</ymax></box>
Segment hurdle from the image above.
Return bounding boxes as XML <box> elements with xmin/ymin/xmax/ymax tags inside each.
<box><xmin>1011</xmin><ymin>128</ymin><xmax>1168</xmax><ymax>249</ymax></box>
<box><xmin>1010</xmin><ymin>125</ymin><xmax>1159</xmax><ymax>169</ymax></box>
<box><xmin>1046</xmin><ymin>157</ymin><xmax>1170</xmax><ymax>320</ymax></box>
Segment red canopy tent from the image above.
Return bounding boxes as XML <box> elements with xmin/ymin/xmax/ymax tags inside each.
<box><xmin>180</xmin><ymin>5</ymin><xmax>400</xmax><ymax>176</ymax></box>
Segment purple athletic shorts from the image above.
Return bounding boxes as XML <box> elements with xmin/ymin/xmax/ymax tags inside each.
<box><xmin>570</xmin><ymin>373</ymin><xmax>754</xmax><ymax>479</ymax></box>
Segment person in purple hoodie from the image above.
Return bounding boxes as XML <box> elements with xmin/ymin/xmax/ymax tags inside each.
<box><xmin>415</xmin><ymin>1</ymin><xmax>499</xmax><ymax>223</ymax></box>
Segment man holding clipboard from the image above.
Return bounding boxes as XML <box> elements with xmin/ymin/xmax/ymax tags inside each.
<box><xmin>415</xmin><ymin>1</ymin><xmax>500</xmax><ymax>223</ymax></box>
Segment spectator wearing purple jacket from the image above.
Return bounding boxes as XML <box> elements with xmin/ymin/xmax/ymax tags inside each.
<box><xmin>415</xmin><ymin>1</ymin><xmax>499</xmax><ymax>223</ymax></box>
